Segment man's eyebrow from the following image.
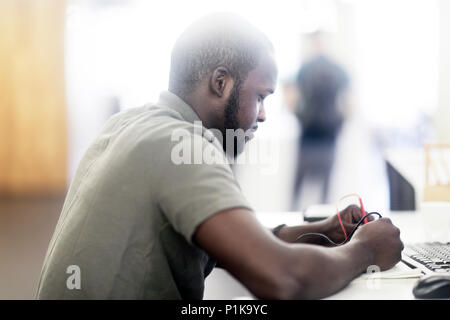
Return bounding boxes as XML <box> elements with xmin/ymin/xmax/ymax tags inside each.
<box><xmin>266</xmin><ymin>88</ymin><xmax>275</xmax><ymax>94</ymax></box>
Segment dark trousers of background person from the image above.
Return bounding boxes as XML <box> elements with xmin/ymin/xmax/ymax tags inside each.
<box><xmin>291</xmin><ymin>130</ymin><xmax>339</xmax><ymax>212</ymax></box>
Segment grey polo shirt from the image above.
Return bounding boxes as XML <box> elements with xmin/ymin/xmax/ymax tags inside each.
<box><xmin>37</xmin><ymin>91</ymin><xmax>252</xmax><ymax>299</ymax></box>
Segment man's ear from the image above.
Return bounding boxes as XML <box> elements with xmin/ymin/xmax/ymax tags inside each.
<box><xmin>209</xmin><ymin>66</ymin><xmax>232</xmax><ymax>98</ymax></box>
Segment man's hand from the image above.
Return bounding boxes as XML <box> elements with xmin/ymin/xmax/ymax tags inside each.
<box><xmin>319</xmin><ymin>204</ymin><xmax>368</xmax><ymax>245</ymax></box>
<box><xmin>276</xmin><ymin>205</ymin><xmax>369</xmax><ymax>245</ymax></box>
<box><xmin>351</xmin><ymin>217</ymin><xmax>404</xmax><ymax>270</ymax></box>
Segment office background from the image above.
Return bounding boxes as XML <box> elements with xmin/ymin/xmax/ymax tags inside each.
<box><xmin>0</xmin><ymin>0</ymin><xmax>449</xmax><ymax>299</ymax></box>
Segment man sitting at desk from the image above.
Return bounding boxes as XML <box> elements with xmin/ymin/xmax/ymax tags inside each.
<box><xmin>37</xmin><ymin>13</ymin><xmax>403</xmax><ymax>300</ymax></box>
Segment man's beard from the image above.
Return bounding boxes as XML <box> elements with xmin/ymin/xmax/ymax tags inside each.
<box><xmin>223</xmin><ymin>82</ymin><xmax>244</xmax><ymax>159</ymax></box>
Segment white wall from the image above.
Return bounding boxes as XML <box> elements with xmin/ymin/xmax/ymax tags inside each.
<box><xmin>436</xmin><ymin>0</ymin><xmax>450</xmax><ymax>141</ymax></box>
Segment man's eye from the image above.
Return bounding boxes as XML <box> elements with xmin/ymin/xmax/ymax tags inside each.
<box><xmin>258</xmin><ymin>95</ymin><xmax>265</xmax><ymax>102</ymax></box>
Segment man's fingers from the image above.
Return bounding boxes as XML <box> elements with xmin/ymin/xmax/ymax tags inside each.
<box><xmin>341</xmin><ymin>205</ymin><xmax>381</xmax><ymax>225</ymax></box>
<box><xmin>346</xmin><ymin>205</ymin><xmax>362</xmax><ymax>223</ymax></box>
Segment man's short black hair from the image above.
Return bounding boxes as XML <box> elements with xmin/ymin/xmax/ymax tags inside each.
<box><xmin>168</xmin><ymin>12</ymin><xmax>274</xmax><ymax>97</ymax></box>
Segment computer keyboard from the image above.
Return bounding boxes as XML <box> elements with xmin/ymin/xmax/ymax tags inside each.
<box><xmin>404</xmin><ymin>242</ymin><xmax>450</xmax><ymax>273</ymax></box>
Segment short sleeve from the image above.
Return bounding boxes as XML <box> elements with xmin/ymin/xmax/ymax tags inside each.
<box><xmin>154</xmin><ymin>124</ymin><xmax>253</xmax><ymax>245</ymax></box>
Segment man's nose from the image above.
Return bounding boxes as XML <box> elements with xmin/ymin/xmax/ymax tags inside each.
<box><xmin>257</xmin><ymin>105</ymin><xmax>266</xmax><ymax>123</ymax></box>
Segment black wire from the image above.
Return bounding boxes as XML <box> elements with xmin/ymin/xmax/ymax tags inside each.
<box><xmin>294</xmin><ymin>212</ymin><xmax>383</xmax><ymax>246</ymax></box>
<box><xmin>295</xmin><ymin>232</ymin><xmax>343</xmax><ymax>246</ymax></box>
<box><xmin>345</xmin><ymin>212</ymin><xmax>382</xmax><ymax>241</ymax></box>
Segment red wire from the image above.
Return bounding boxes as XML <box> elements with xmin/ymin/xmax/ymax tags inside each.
<box><xmin>337</xmin><ymin>211</ymin><xmax>348</xmax><ymax>240</ymax></box>
<box><xmin>336</xmin><ymin>193</ymin><xmax>368</xmax><ymax>241</ymax></box>
<box><xmin>359</xmin><ymin>197</ymin><xmax>368</xmax><ymax>224</ymax></box>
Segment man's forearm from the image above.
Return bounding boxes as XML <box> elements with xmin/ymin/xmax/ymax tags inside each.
<box><xmin>273</xmin><ymin>221</ymin><xmax>329</xmax><ymax>244</ymax></box>
<box><xmin>281</xmin><ymin>238</ymin><xmax>374</xmax><ymax>299</ymax></box>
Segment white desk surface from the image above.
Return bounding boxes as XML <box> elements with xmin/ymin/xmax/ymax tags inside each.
<box><xmin>255</xmin><ymin>211</ymin><xmax>426</xmax><ymax>300</ymax></box>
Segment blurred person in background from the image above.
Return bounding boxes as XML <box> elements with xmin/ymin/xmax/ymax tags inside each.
<box><xmin>291</xmin><ymin>31</ymin><xmax>350</xmax><ymax>211</ymax></box>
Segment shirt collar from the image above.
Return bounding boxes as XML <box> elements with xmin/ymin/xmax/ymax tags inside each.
<box><xmin>157</xmin><ymin>91</ymin><xmax>227</xmax><ymax>148</ymax></box>
<box><xmin>157</xmin><ymin>91</ymin><xmax>201</xmax><ymax>124</ymax></box>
